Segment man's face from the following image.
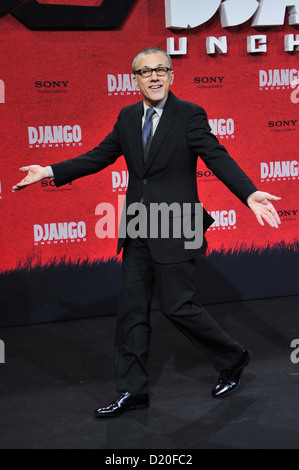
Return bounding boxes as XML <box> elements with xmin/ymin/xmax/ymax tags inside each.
<box><xmin>133</xmin><ymin>52</ymin><xmax>174</xmax><ymax>107</ymax></box>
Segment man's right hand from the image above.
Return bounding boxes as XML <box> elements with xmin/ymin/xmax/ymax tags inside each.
<box><xmin>12</xmin><ymin>165</ymin><xmax>49</xmax><ymax>192</ymax></box>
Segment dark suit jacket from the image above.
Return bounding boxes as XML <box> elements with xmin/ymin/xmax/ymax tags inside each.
<box><xmin>51</xmin><ymin>91</ymin><xmax>257</xmax><ymax>263</ymax></box>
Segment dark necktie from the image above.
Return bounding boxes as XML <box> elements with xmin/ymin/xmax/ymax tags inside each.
<box><xmin>142</xmin><ymin>107</ymin><xmax>155</xmax><ymax>163</ymax></box>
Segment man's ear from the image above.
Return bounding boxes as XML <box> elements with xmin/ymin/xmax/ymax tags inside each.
<box><xmin>170</xmin><ymin>71</ymin><xmax>174</xmax><ymax>85</ymax></box>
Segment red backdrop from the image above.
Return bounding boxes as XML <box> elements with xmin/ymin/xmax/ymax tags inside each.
<box><xmin>0</xmin><ymin>0</ymin><xmax>298</xmax><ymax>273</ymax></box>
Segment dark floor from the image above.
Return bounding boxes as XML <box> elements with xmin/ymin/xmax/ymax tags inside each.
<box><xmin>0</xmin><ymin>295</ymin><xmax>299</xmax><ymax>450</ymax></box>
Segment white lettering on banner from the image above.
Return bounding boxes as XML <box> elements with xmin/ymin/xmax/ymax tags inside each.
<box><xmin>168</xmin><ymin>34</ymin><xmax>299</xmax><ymax>56</ymax></box>
<box><xmin>208</xmin><ymin>210</ymin><xmax>237</xmax><ymax>230</ymax></box>
<box><xmin>0</xmin><ymin>181</ymin><xmax>2</xmax><ymax>200</ymax></box>
<box><xmin>206</xmin><ymin>36</ymin><xmax>228</xmax><ymax>55</ymax></box>
<box><xmin>165</xmin><ymin>0</ymin><xmax>299</xmax><ymax>29</ymax></box>
<box><xmin>0</xmin><ymin>79</ymin><xmax>4</xmax><ymax>104</ymax></box>
<box><xmin>167</xmin><ymin>37</ymin><xmax>188</xmax><ymax>55</ymax></box>
<box><xmin>261</xmin><ymin>161</ymin><xmax>299</xmax><ymax>180</ymax></box>
<box><xmin>252</xmin><ymin>0</ymin><xmax>299</xmax><ymax>26</ymax></box>
<box><xmin>285</xmin><ymin>34</ymin><xmax>299</xmax><ymax>51</ymax></box>
<box><xmin>221</xmin><ymin>0</ymin><xmax>260</xmax><ymax>27</ymax></box>
<box><xmin>33</xmin><ymin>222</ymin><xmax>87</xmax><ymax>245</ymax></box>
<box><xmin>107</xmin><ymin>74</ymin><xmax>140</xmax><ymax>96</ymax></box>
<box><xmin>28</xmin><ymin>125</ymin><xmax>82</xmax><ymax>148</ymax></box>
<box><xmin>247</xmin><ymin>35</ymin><xmax>267</xmax><ymax>53</ymax></box>
<box><xmin>165</xmin><ymin>0</ymin><xmax>221</xmax><ymax>29</ymax></box>
<box><xmin>112</xmin><ymin>171</ymin><xmax>128</xmax><ymax>192</ymax></box>
<box><xmin>209</xmin><ymin>119</ymin><xmax>235</xmax><ymax>138</ymax></box>
<box><xmin>259</xmin><ymin>69</ymin><xmax>299</xmax><ymax>89</ymax></box>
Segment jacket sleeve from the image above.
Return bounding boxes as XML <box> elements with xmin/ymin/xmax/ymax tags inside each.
<box><xmin>50</xmin><ymin>110</ymin><xmax>124</xmax><ymax>187</ymax></box>
<box><xmin>186</xmin><ymin>106</ymin><xmax>257</xmax><ymax>206</ymax></box>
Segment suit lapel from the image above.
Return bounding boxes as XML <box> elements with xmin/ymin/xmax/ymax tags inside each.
<box><xmin>144</xmin><ymin>92</ymin><xmax>177</xmax><ymax>175</ymax></box>
<box><xmin>127</xmin><ymin>93</ymin><xmax>178</xmax><ymax>177</ymax></box>
<box><xmin>128</xmin><ymin>101</ymin><xmax>144</xmax><ymax>177</ymax></box>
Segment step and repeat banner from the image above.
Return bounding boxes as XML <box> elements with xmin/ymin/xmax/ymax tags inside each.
<box><xmin>0</xmin><ymin>0</ymin><xmax>298</xmax><ymax>327</ymax></box>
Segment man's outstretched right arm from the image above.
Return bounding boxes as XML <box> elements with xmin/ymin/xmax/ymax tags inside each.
<box><xmin>12</xmin><ymin>165</ymin><xmax>51</xmax><ymax>192</ymax></box>
<box><xmin>12</xmin><ymin>113</ymin><xmax>123</xmax><ymax>192</ymax></box>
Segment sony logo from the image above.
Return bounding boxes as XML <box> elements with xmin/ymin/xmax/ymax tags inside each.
<box><xmin>277</xmin><ymin>209</ymin><xmax>298</xmax><ymax>217</ymax></box>
<box><xmin>35</xmin><ymin>81</ymin><xmax>69</xmax><ymax>88</ymax></box>
<box><xmin>268</xmin><ymin>120</ymin><xmax>297</xmax><ymax>127</ymax></box>
<box><xmin>194</xmin><ymin>77</ymin><xmax>224</xmax><ymax>84</ymax></box>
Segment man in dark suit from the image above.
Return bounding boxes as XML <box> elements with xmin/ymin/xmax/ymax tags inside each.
<box><xmin>13</xmin><ymin>47</ymin><xmax>281</xmax><ymax>417</ymax></box>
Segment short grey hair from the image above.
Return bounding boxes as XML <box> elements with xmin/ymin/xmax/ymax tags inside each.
<box><xmin>132</xmin><ymin>47</ymin><xmax>172</xmax><ymax>73</ymax></box>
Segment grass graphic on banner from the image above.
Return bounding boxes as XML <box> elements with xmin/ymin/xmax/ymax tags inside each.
<box><xmin>0</xmin><ymin>241</ymin><xmax>298</xmax><ymax>328</ymax></box>
<box><xmin>2</xmin><ymin>239</ymin><xmax>297</xmax><ymax>273</ymax></box>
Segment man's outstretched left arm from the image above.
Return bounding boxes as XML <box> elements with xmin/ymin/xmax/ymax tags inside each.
<box><xmin>187</xmin><ymin>106</ymin><xmax>282</xmax><ymax>229</ymax></box>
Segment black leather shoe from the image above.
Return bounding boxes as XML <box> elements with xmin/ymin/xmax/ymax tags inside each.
<box><xmin>212</xmin><ymin>349</ymin><xmax>251</xmax><ymax>398</ymax></box>
<box><xmin>95</xmin><ymin>390</ymin><xmax>149</xmax><ymax>418</ymax></box>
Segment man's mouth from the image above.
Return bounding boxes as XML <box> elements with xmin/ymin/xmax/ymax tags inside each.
<box><xmin>149</xmin><ymin>85</ymin><xmax>163</xmax><ymax>90</ymax></box>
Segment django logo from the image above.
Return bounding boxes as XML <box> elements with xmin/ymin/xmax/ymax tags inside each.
<box><xmin>165</xmin><ymin>0</ymin><xmax>299</xmax><ymax>29</ymax></box>
<box><xmin>0</xmin><ymin>0</ymin><xmax>137</xmax><ymax>30</ymax></box>
<box><xmin>260</xmin><ymin>160</ymin><xmax>299</xmax><ymax>181</ymax></box>
<box><xmin>209</xmin><ymin>118</ymin><xmax>235</xmax><ymax>139</ymax></box>
<box><xmin>107</xmin><ymin>74</ymin><xmax>140</xmax><ymax>96</ymax></box>
<box><xmin>208</xmin><ymin>209</ymin><xmax>237</xmax><ymax>231</ymax></box>
<box><xmin>259</xmin><ymin>69</ymin><xmax>299</xmax><ymax>90</ymax></box>
<box><xmin>112</xmin><ymin>171</ymin><xmax>128</xmax><ymax>192</ymax></box>
<box><xmin>28</xmin><ymin>125</ymin><xmax>82</xmax><ymax>148</ymax></box>
<box><xmin>33</xmin><ymin>221</ymin><xmax>87</xmax><ymax>245</ymax></box>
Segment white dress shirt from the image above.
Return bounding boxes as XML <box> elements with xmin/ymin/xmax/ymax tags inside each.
<box><xmin>142</xmin><ymin>94</ymin><xmax>167</xmax><ymax>135</ymax></box>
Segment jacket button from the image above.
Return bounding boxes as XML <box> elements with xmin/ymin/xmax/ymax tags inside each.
<box><xmin>143</xmin><ymin>179</ymin><xmax>147</xmax><ymax>184</ymax></box>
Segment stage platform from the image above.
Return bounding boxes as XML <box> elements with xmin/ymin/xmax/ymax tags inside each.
<box><xmin>0</xmin><ymin>295</ymin><xmax>298</xmax><ymax>450</ymax></box>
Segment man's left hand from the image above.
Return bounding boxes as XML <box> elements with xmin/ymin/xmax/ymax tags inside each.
<box><xmin>247</xmin><ymin>191</ymin><xmax>282</xmax><ymax>228</ymax></box>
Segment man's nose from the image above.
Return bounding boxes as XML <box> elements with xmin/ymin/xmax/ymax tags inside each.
<box><xmin>151</xmin><ymin>70</ymin><xmax>160</xmax><ymax>79</ymax></box>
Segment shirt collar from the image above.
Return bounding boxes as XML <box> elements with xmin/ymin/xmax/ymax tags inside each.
<box><xmin>143</xmin><ymin>94</ymin><xmax>168</xmax><ymax>118</ymax></box>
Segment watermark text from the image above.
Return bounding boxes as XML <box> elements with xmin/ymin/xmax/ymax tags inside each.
<box><xmin>95</xmin><ymin>197</ymin><xmax>204</xmax><ymax>250</ymax></box>
<box><xmin>290</xmin><ymin>339</ymin><xmax>299</xmax><ymax>364</ymax></box>
<box><xmin>0</xmin><ymin>340</ymin><xmax>5</xmax><ymax>364</ymax></box>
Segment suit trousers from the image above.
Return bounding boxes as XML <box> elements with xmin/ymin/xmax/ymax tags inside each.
<box><xmin>115</xmin><ymin>236</ymin><xmax>244</xmax><ymax>395</ymax></box>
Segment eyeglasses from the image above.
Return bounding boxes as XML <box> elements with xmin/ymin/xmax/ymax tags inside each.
<box><xmin>134</xmin><ymin>67</ymin><xmax>171</xmax><ymax>78</ymax></box>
